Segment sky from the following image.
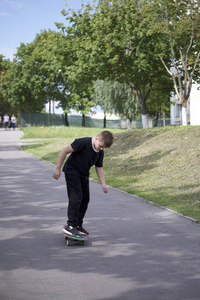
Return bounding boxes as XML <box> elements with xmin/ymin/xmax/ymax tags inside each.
<box><xmin>0</xmin><ymin>0</ymin><xmax>93</xmax><ymax>61</ymax></box>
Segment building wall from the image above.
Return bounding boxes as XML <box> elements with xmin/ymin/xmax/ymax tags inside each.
<box><xmin>170</xmin><ymin>95</ymin><xmax>184</xmax><ymax>125</ymax></box>
<box><xmin>170</xmin><ymin>83</ymin><xmax>200</xmax><ymax>126</ymax></box>
<box><xmin>190</xmin><ymin>84</ymin><xmax>200</xmax><ymax>125</ymax></box>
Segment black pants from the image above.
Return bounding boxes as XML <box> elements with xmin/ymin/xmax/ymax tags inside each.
<box><xmin>65</xmin><ymin>173</ymin><xmax>90</xmax><ymax>227</ymax></box>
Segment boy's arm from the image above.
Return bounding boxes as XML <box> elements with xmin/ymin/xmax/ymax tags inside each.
<box><xmin>95</xmin><ymin>166</ymin><xmax>109</xmax><ymax>193</ymax></box>
<box><xmin>53</xmin><ymin>145</ymin><xmax>74</xmax><ymax>180</ymax></box>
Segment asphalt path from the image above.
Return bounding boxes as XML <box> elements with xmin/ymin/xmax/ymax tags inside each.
<box><xmin>0</xmin><ymin>128</ymin><xmax>200</xmax><ymax>300</ymax></box>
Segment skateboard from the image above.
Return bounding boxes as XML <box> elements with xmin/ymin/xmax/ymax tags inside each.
<box><xmin>64</xmin><ymin>233</ymin><xmax>88</xmax><ymax>246</ymax></box>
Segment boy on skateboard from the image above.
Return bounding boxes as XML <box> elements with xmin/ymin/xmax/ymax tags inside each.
<box><xmin>53</xmin><ymin>130</ymin><xmax>114</xmax><ymax>237</ymax></box>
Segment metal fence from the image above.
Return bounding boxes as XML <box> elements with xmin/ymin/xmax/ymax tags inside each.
<box><xmin>17</xmin><ymin>113</ymin><xmax>170</xmax><ymax>128</ymax></box>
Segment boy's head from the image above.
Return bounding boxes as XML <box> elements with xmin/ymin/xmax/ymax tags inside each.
<box><xmin>93</xmin><ymin>131</ymin><xmax>114</xmax><ymax>151</ymax></box>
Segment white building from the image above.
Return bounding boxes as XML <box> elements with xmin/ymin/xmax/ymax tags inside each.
<box><xmin>45</xmin><ymin>101</ymin><xmax>64</xmax><ymax>114</ymax></box>
<box><xmin>190</xmin><ymin>84</ymin><xmax>200</xmax><ymax>125</ymax></box>
<box><xmin>170</xmin><ymin>83</ymin><xmax>200</xmax><ymax>126</ymax></box>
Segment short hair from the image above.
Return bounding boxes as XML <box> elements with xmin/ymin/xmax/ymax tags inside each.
<box><xmin>97</xmin><ymin>131</ymin><xmax>114</xmax><ymax>148</ymax></box>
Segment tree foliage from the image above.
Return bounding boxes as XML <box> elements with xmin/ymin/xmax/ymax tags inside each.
<box><xmin>0</xmin><ymin>55</ymin><xmax>13</xmax><ymax>118</ymax></box>
<box><xmin>2</xmin><ymin>0</ymin><xmax>198</xmax><ymax>128</ymax></box>
<box><xmin>92</xmin><ymin>79</ymin><xmax>140</xmax><ymax>128</ymax></box>
<box><xmin>60</xmin><ymin>0</ymin><xmax>173</xmax><ymax>128</ymax></box>
<box><xmin>4</xmin><ymin>41</ymin><xmax>47</xmax><ymax>118</ymax></box>
<box><xmin>145</xmin><ymin>0</ymin><xmax>200</xmax><ymax>125</ymax></box>
<box><xmin>56</xmin><ymin>3</ymin><xmax>96</xmax><ymax>120</ymax></box>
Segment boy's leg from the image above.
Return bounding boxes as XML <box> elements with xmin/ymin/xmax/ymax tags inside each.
<box><xmin>65</xmin><ymin>173</ymin><xmax>83</xmax><ymax>227</ymax></box>
<box><xmin>77</xmin><ymin>176</ymin><xmax>90</xmax><ymax>227</ymax></box>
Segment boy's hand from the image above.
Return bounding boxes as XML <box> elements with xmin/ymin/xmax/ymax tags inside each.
<box><xmin>102</xmin><ymin>184</ymin><xmax>109</xmax><ymax>193</ymax></box>
<box><xmin>95</xmin><ymin>167</ymin><xmax>109</xmax><ymax>193</ymax></box>
<box><xmin>53</xmin><ymin>168</ymin><xmax>61</xmax><ymax>180</ymax></box>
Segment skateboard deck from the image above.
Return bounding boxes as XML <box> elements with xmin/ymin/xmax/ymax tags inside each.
<box><xmin>64</xmin><ymin>233</ymin><xmax>88</xmax><ymax>246</ymax></box>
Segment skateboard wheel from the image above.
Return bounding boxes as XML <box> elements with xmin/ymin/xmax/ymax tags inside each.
<box><xmin>66</xmin><ymin>240</ymin><xmax>72</xmax><ymax>246</ymax></box>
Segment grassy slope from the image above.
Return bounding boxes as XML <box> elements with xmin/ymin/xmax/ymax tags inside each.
<box><xmin>21</xmin><ymin>126</ymin><xmax>200</xmax><ymax>220</ymax></box>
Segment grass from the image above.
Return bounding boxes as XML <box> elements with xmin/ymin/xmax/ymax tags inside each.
<box><xmin>21</xmin><ymin>125</ymin><xmax>200</xmax><ymax>221</ymax></box>
<box><xmin>21</xmin><ymin>125</ymin><xmax>123</xmax><ymax>139</ymax></box>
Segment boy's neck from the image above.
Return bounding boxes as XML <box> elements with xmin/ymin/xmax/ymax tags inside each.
<box><xmin>92</xmin><ymin>137</ymin><xmax>100</xmax><ymax>152</ymax></box>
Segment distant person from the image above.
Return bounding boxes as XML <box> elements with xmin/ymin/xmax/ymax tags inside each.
<box><xmin>53</xmin><ymin>131</ymin><xmax>114</xmax><ymax>237</ymax></box>
<box><xmin>11</xmin><ymin>114</ymin><xmax>16</xmax><ymax>130</ymax></box>
<box><xmin>0</xmin><ymin>115</ymin><xmax>2</xmax><ymax>127</ymax></box>
<box><xmin>3</xmin><ymin>114</ymin><xmax>9</xmax><ymax>130</ymax></box>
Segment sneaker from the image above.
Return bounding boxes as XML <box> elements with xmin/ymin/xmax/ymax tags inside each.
<box><xmin>77</xmin><ymin>226</ymin><xmax>89</xmax><ymax>236</ymax></box>
<box><xmin>63</xmin><ymin>225</ymin><xmax>81</xmax><ymax>237</ymax></box>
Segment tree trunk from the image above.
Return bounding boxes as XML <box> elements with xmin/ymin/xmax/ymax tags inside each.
<box><xmin>103</xmin><ymin>111</ymin><xmax>106</xmax><ymax>128</ymax></box>
<box><xmin>163</xmin><ymin>112</ymin><xmax>166</xmax><ymax>127</ymax></box>
<box><xmin>154</xmin><ymin>112</ymin><xmax>159</xmax><ymax>127</ymax></box>
<box><xmin>65</xmin><ymin>113</ymin><xmax>69</xmax><ymax>126</ymax></box>
<box><xmin>182</xmin><ymin>105</ymin><xmax>188</xmax><ymax>126</ymax></box>
<box><xmin>135</xmin><ymin>84</ymin><xmax>152</xmax><ymax>129</ymax></box>
<box><xmin>142</xmin><ymin>114</ymin><xmax>148</xmax><ymax>129</ymax></box>
<box><xmin>82</xmin><ymin>114</ymin><xmax>86</xmax><ymax>127</ymax></box>
<box><xmin>138</xmin><ymin>96</ymin><xmax>149</xmax><ymax>129</ymax></box>
<box><xmin>126</xmin><ymin>118</ymin><xmax>131</xmax><ymax>130</ymax></box>
<box><xmin>29</xmin><ymin>112</ymin><xmax>31</xmax><ymax>125</ymax></box>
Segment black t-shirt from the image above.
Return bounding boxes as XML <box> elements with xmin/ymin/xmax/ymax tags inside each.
<box><xmin>62</xmin><ymin>137</ymin><xmax>104</xmax><ymax>177</ymax></box>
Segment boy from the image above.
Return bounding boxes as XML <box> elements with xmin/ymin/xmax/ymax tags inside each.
<box><xmin>53</xmin><ymin>130</ymin><xmax>114</xmax><ymax>237</ymax></box>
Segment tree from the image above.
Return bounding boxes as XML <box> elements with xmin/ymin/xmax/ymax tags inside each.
<box><xmin>145</xmin><ymin>0</ymin><xmax>200</xmax><ymax>126</ymax></box>
<box><xmin>56</xmin><ymin>4</ymin><xmax>96</xmax><ymax>125</ymax></box>
<box><xmin>92</xmin><ymin>0</ymin><xmax>170</xmax><ymax>128</ymax></box>
<box><xmin>93</xmin><ymin>80</ymin><xmax>140</xmax><ymax>128</ymax></box>
<box><xmin>111</xmin><ymin>81</ymin><xmax>141</xmax><ymax>129</ymax></box>
<box><xmin>4</xmin><ymin>30</ymin><xmax>77</xmax><ymax>126</ymax></box>
<box><xmin>60</xmin><ymin>0</ymin><xmax>172</xmax><ymax>128</ymax></box>
<box><xmin>0</xmin><ymin>55</ymin><xmax>13</xmax><ymax>118</ymax></box>
<box><xmin>4</xmin><ymin>42</ymin><xmax>47</xmax><ymax>124</ymax></box>
<box><xmin>147</xmin><ymin>85</ymin><xmax>171</xmax><ymax>127</ymax></box>
<box><xmin>92</xmin><ymin>80</ymin><xmax>116</xmax><ymax>128</ymax></box>
<box><xmin>32</xmin><ymin>30</ymin><xmax>74</xmax><ymax>126</ymax></box>
<box><xmin>146</xmin><ymin>74</ymin><xmax>173</xmax><ymax>126</ymax></box>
